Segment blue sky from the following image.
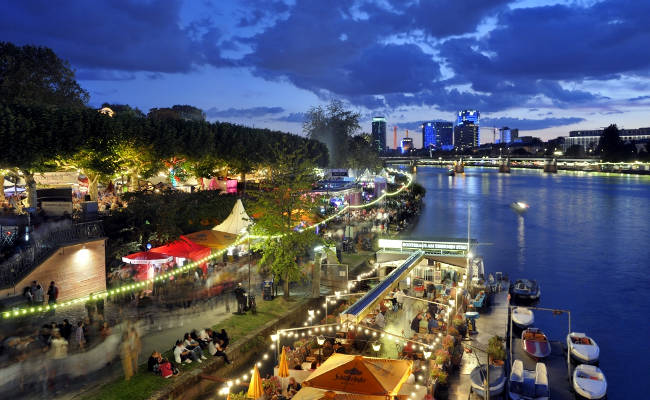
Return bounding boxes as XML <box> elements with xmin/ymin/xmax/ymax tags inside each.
<box><xmin>2</xmin><ymin>0</ymin><xmax>649</xmax><ymax>142</ymax></box>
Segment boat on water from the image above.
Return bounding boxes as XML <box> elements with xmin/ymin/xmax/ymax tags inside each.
<box><xmin>509</xmin><ymin>360</ymin><xmax>549</xmax><ymax>400</ymax></box>
<box><xmin>573</xmin><ymin>364</ymin><xmax>607</xmax><ymax>399</ymax></box>
<box><xmin>510</xmin><ymin>201</ymin><xmax>530</xmax><ymax>214</ymax></box>
<box><xmin>567</xmin><ymin>332</ymin><xmax>600</xmax><ymax>364</ymax></box>
<box><xmin>469</xmin><ymin>364</ymin><xmax>506</xmax><ymax>398</ymax></box>
<box><xmin>447</xmin><ymin>167</ymin><xmax>455</xmax><ymax>176</ymax></box>
<box><xmin>512</xmin><ymin>307</ymin><xmax>535</xmax><ymax>328</ymax></box>
<box><xmin>522</xmin><ymin>328</ymin><xmax>551</xmax><ymax>359</ymax></box>
<box><xmin>509</xmin><ymin>279</ymin><xmax>541</xmax><ymax>302</ymax></box>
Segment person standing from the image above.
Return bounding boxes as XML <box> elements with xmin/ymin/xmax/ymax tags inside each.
<box><xmin>129</xmin><ymin>326</ymin><xmax>141</xmax><ymax>375</ymax></box>
<box><xmin>47</xmin><ymin>281</ymin><xmax>59</xmax><ymax>305</ymax></box>
<box><xmin>74</xmin><ymin>321</ymin><xmax>86</xmax><ymax>351</ymax></box>
<box><xmin>120</xmin><ymin>331</ymin><xmax>134</xmax><ymax>380</ymax></box>
<box><xmin>34</xmin><ymin>284</ymin><xmax>44</xmax><ymax>305</ymax></box>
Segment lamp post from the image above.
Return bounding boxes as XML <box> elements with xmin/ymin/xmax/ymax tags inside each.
<box><xmin>317</xmin><ymin>335</ymin><xmax>326</xmax><ymax>361</ymax></box>
<box><xmin>372</xmin><ymin>341</ymin><xmax>381</xmax><ymax>357</ymax></box>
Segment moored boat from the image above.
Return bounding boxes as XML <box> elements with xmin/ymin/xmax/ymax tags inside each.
<box><xmin>509</xmin><ymin>359</ymin><xmax>549</xmax><ymax>400</ymax></box>
<box><xmin>512</xmin><ymin>307</ymin><xmax>535</xmax><ymax>328</ymax></box>
<box><xmin>447</xmin><ymin>167</ymin><xmax>455</xmax><ymax>176</ymax></box>
<box><xmin>522</xmin><ymin>328</ymin><xmax>551</xmax><ymax>359</ymax></box>
<box><xmin>469</xmin><ymin>364</ymin><xmax>506</xmax><ymax>398</ymax></box>
<box><xmin>510</xmin><ymin>201</ymin><xmax>530</xmax><ymax>214</ymax></box>
<box><xmin>573</xmin><ymin>364</ymin><xmax>607</xmax><ymax>399</ymax></box>
<box><xmin>567</xmin><ymin>332</ymin><xmax>600</xmax><ymax>364</ymax></box>
<box><xmin>509</xmin><ymin>279</ymin><xmax>540</xmax><ymax>302</ymax></box>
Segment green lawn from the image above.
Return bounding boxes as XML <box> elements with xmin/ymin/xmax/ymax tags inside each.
<box><xmin>87</xmin><ymin>297</ymin><xmax>304</xmax><ymax>400</ymax></box>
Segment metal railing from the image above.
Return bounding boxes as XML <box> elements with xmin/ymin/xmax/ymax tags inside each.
<box><xmin>0</xmin><ymin>221</ymin><xmax>104</xmax><ymax>291</ymax></box>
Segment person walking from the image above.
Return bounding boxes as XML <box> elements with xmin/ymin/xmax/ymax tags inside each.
<box><xmin>47</xmin><ymin>281</ymin><xmax>59</xmax><ymax>305</ymax></box>
<box><xmin>120</xmin><ymin>331</ymin><xmax>134</xmax><ymax>381</ymax></box>
<box><xmin>129</xmin><ymin>326</ymin><xmax>141</xmax><ymax>375</ymax></box>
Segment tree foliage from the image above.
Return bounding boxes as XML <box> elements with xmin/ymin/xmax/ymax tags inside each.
<box><xmin>0</xmin><ymin>42</ymin><xmax>88</xmax><ymax>107</ymax></box>
<box><xmin>303</xmin><ymin>100</ymin><xmax>360</xmax><ymax>167</ymax></box>
<box><xmin>597</xmin><ymin>124</ymin><xmax>623</xmax><ymax>161</ymax></box>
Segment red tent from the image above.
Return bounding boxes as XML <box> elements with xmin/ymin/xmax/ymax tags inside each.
<box><xmin>150</xmin><ymin>237</ymin><xmax>212</xmax><ymax>274</ymax></box>
<box><xmin>122</xmin><ymin>251</ymin><xmax>172</xmax><ymax>264</ymax></box>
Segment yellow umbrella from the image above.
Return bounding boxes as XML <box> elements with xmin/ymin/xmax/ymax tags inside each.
<box><xmin>247</xmin><ymin>365</ymin><xmax>264</xmax><ymax>399</ymax></box>
<box><xmin>278</xmin><ymin>347</ymin><xmax>290</xmax><ymax>378</ymax></box>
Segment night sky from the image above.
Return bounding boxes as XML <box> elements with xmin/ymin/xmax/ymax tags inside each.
<box><xmin>2</xmin><ymin>0</ymin><xmax>649</xmax><ymax>142</ymax></box>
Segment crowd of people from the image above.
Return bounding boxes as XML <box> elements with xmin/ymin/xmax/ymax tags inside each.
<box><xmin>147</xmin><ymin>328</ymin><xmax>231</xmax><ymax>379</ymax></box>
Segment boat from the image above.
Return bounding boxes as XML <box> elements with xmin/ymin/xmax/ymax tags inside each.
<box><xmin>512</xmin><ymin>307</ymin><xmax>535</xmax><ymax>328</ymax></box>
<box><xmin>447</xmin><ymin>167</ymin><xmax>455</xmax><ymax>176</ymax></box>
<box><xmin>522</xmin><ymin>328</ymin><xmax>551</xmax><ymax>359</ymax></box>
<box><xmin>509</xmin><ymin>360</ymin><xmax>550</xmax><ymax>400</ymax></box>
<box><xmin>509</xmin><ymin>279</ymin><xmax>540</xmax><ymax>302</ymax></box>
<box><xmin>510</xmin><ymin>201</ymin><xmax>530</xmax><ymax>214</ymax></box>
<box><xmin>469</xmin><ymin>364</ymin><xmax>506</xmax><ymax>398</ymax></box>
<box><xmin>567</xmin><ymin>332</ymin><xmax>600</xmax><ymax>364</ymax></box>
<box><xmin>573</xmin><ymin>364</ymin><xmax>607</xmax><ymax>399</ymax></box>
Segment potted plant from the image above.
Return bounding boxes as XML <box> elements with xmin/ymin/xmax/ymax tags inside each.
<box><xmin>430</xmin><ymin>364</ymin><xmax>449</xmax><ymax>399</ymax></box>
<box><xmin>488</xmin><ymin>335</ymin><xmax>506</xmax><ymax>367</ymax></box>
<box><xmin>448</xmin><ymin>325</ymin><xmax>460</xmax><ymax>339</ymax></box>
<box><xmin>452</xmin><ymin>314</ymin><xmax>467</xmax><ymax>337</ymax></box>
<box><xmin>435</xmin><ymin>349</ymin><xmax>450</xmax><ymax>366</ymax></box>
<box><xmin>442</xmin><ymin>335</ymin><xmax>455</xmax><ymax>352</ymax></box>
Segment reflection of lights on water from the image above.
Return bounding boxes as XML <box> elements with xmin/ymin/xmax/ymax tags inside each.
<box><xmin>518</xmin><ymin>215</ymin><xmax>525</xmax><ymax>268</ymax></box>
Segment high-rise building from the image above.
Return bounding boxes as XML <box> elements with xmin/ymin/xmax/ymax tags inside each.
<box><xmin>456</xmin><ymin>110</ymin><xmax>480</xmax><ymax>144</ymax></box>
<box><xmin>434</xmin><ymin>121</ymin><xmax>454</xmax><ymax>149</ymax></box>
<box><xmin>496</xmin><ymin>127</ymin><xmax>519</xmax><ymax>144</ymax></box>
<box><xmin>454</xmin><ymin>122</ymin><xmax>479</xmax><ymax>149</ymax></box>
<box><xmin>422</xmin><ymin>122</ymin><xmax>436</xmax><ymax>148</ymax></box>
<box><xmin>371</xmin><ymin>117</ymin><xmax>387</xmax><ymax>152</ymax></box>
<box><xmin>401</xmin><ymin>137</ymin><xmax>413</xmax><ymax>152</ymax></box>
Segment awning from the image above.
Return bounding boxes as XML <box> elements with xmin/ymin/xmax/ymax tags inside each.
<box><xmin>302</xmin><ymin>354</ymin><xmax>412</xmax><ymax>396</ymax></box>
<box><xmin>150</xmin><ymin>236</ymin><xmax>211</xmax><ymax>262</ymax></box>
<box><xmin>122</xmin><ymin>251</ymin><xmax>172</xmax><ymax>264</ymax></box>
<box><xmin>292</xmin><ymin>387</ymin><xmax>386</xmax><ymax>400</ymax></box>
<box><xmin>341</xmin><ymin>250</ymin><xmax>424</xmax><ymax>324</ymax></box>
<box><xmin>182</xmin><ymin>230</ymin><xmax>238</xmax><ymax>250</ymax></box>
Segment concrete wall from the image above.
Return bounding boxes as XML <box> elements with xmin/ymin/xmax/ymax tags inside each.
<box><xmin>0</xmin><ymin>239</ymin><xmax>107</xmax><ymax>301</ymax></box>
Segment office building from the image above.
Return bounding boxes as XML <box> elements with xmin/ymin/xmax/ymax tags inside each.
<box><xmin>422</xmin><ymin>122</ymin><xmax>436</xmax><ymax>148</ymax></box>
<box><xmin>434</xmin><ymin>121</ymin><xmax>454</xmax><ymax>149</ymax></box>
<box><xmin>401</xmin><ymin>137</ymin><xmax>413</xmax><ymax>152</ymax></box>
<box><xmin>497</xmin><ymin>127</ymin><xmax>519</xmax><ymax>144</ymax></box>
<box><xmin>371</xmin><ymin>117</ymin><xmax>387</xmax><ymax>152</ymax></box>
<box><xmin>456</xmin><ymin>110</ymin><xmax>480</xmax><ymax>145</ymax></box>
<box><xmin>563</xmin><ymin>127</ymin><xmax>650</xmax><ymax>151</ymax></box>
<box><xmin>454</xmin><ymin>122</ymin><xmax>479</xmax><ymax>149</ymax></box>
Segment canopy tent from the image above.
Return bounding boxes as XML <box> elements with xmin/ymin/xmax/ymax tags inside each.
<box><xmin>358</xmin><ymin>169</ymin><xmax>374</xmax><ymax>182</ymax></box>
<box><xmin>122</xmin><ymin>251</ymin><xmax>172</xmax><ymax>264</ymax></box>
<box><xmin>150</xmin><ymin>236</ymin><xmax>211</xmax><ymax>263</ymax></box>
<box><xmin>341</xmin><ymin>251</ymin><xmax>425</xmax><ymax>324</ymax></box>
<box><xmin>292</xmin><ymin>387</ymin><xmax>387</xmax><ymax>400</ymax></box>
<box><xmin>183</xmin><ymin>230</ymin><xmax>238</xmax><ymax>250</ymax></box>
<box><xmin>212</xmin><ymin>199</ymin><xmax>253</xmax><ymax>235</ymax></box>
<box><xmin>347</xmin><ymin>168</ymin><xmax>357</xmax><ymax>179</ymax></box>
<box><xmin>302</xmin><ymin>354</ymin><xmax>412</xmax><ymax>396</ymax></box>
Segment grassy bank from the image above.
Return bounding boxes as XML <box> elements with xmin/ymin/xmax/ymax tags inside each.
<box><xmin>87</xmin><ymin>297</ymin><xmax>303</xmax><ymax>400</ymax></box>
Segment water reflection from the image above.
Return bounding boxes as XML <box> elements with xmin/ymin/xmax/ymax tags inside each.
<box><xmin>517</xmin><ymin>215</ymin><xmax>525</xmax><ymax>270</ymax></box>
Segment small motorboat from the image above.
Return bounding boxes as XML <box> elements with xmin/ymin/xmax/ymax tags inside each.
<box><xmin>509</xmin><ymin>360</ymin><xmax>549</xmax><ymax>400</ymax></box>
<box><xmin>522</xmin><ymin>328</ymin><xmax>551</xmax><ymax>359</ymax></box>
<box><xmin>509</xmin><ymin>279</ymin><xmax>540</xmax><ymax>302</ymax></box>
<box><xmin>469</xmin><ymin>364</ymin><xmax>506</xmax><ymax>398</ymax></box>
<box><xmin>573</xmin><ymin>364</ymin><xmax>607</xmax><ymax>399</ymax></box>
<box><xmin>567</xmin><ymin>332</ymin><xmax>600</xmax><ymax>364</ymax></box>
<box><xmin>510</xmin><ymin>201</ymin><xmax>530</xmax><ymax>214</ymax></box>
<box><xmin>512</xmin><ymin>307</ymin><xmax>535</xmax><ymax>328</ymax></box>
<box><xmin>447</xmin><ymin>167</ymin><xmax>455</xmax><ymax>176</ymax></box>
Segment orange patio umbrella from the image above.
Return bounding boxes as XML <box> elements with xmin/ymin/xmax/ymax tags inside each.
<box><xmin>278</xmin><ymin>346</ymin><xmax>290</xmax><ymax>393</ymax></box>
<box><xmin>247</xmin><ymin>365</ymin><xmax>264</xmax><ymax>399</ymax></box>
<box><xmin>302</xmin><ymin>354</ymin><xmax>412</xmax><ymax>396</ymax></box>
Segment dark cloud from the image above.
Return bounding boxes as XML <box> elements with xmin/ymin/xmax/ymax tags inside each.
<box><xmin>481</xmin><ymin>117</ymin><xmax>585</xmax><ymax>130</ymax></box>
<box><xmin>273</xmin><ymin>112</ymin><xmax>306</xmax><ymax>123</ymax></box>
<box><xmin>0</xmin><ymin>0</ymin><xmax>231</xmax><ymax>73</ymax></box>
<box><xmin>205</xmin><ymin>106</ymin><xmax>285</xmax><ymax>118</ymax></box>
<box><xmin>629</xmin><ymin>95</ymin><xmax>650</xmax><ymax>102</ymax></box>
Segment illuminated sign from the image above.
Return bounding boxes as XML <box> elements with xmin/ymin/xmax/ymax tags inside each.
<box><xmin>378</xmin><ymin>239</ymin><xmax>468</xmax><ymax>251</ymax></box>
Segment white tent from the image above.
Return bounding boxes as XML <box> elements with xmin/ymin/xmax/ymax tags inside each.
<box><xmin>347</xmin><ymin>168</ymin><xmax>357</xmax><ymax>179</ymax></box>
<box><xmin>212</xmin><ymin>198</ymin><xmax>253</xmax><ymax>235</ymax></box>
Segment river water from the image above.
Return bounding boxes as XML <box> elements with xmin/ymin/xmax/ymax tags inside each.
<box><xmin>408</xmin><ymin>166</ymin><xmax>650</xmax><ymax>397</ymax></box>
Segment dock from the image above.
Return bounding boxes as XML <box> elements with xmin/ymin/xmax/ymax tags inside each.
<box><xmin>448</xmin><ymin>281</ymin><xmax>575</xmax><ymax>399</ymax></box>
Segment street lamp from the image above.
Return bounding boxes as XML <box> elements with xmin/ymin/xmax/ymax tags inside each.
<box><xmin>317</xmin><ymin>335</ymin><xmax>326</xmax><ymax>360</ymax></box>
<box><xmin>372</xmin><ymin>341</ymin><xmax>381</xmax><ymax>357</ymax></box>
<box><xmin>423</xmin><ymin>350</ymin><xmax>432</xmax><ymax>359</ymax></box>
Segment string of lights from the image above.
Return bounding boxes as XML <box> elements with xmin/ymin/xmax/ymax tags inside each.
<box><xmin>2</xmin><ymin>168</ymin><xmax>412</xmax><ymax>321</ymax></box>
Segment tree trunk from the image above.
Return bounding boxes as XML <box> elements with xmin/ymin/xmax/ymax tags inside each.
<box><xmin>240</xmin><ymin>171</ymin><xmax>246</xmax><ymax>196</ymax></box>
<box><xmin>128</xmin><ymin>172</ymin><xmax>139</xmax><ymax>192</ymax></box>
<box><xmin>23</xmin><ymin>171</ymin><xmax>37</xmax><ymax>210</ymax></box>
<box><xmin>88</xmin><ymin>174</ymin><xmax>99</xmax><ymax>201</ymax></box>
<box><xmin>283</xmin><ymin>274</ymin><xmax>290</xmax><ymax>299</ymax></box>
<box><xmin>0</xmin><ymin>173</ymin><xmax>5</xmax><ymax>204</ymax></box>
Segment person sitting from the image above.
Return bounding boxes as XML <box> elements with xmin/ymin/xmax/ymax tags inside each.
<box><xmin>174</xmin><ymin>340</ymin><xmax>200</xmax><ymax>364</ymax></box>
<box><xmin>184</xmin><ymin>333</ymin><xmax>207</xmax><ymax>360</ymax></box>
<box><xmin>287</xmin><ymin>377</ymin><xmax>301</xmax><ymax>393</ymax></box>
<box><xmin>310</xmin><ymin>361</ymin><xmax>318</xmax><ymax>370</ymax></box>
<box><xmin>333</xmin><ymin>342</ymin><xmax>346</xmax><ymax>354</ymax></box>
<box><xmin>148</xmin><ymin>351</ymin><xmax>163</xmax><ymax>373</ymax></box>
<box><xmin>214</xmin><ymin>329</ymin><xmax>229</xmax><ymax>348</ymax></box>
<box><xmin>374</xmin><ymin>308</ymin><xmax>387</xmax><ymax>330</ymax></box>
<box><xmin>191</xmin><ymin>330</ymin><xmax>209</xmax><ymax>349</ymax></box>
<box><xmin>410</xmin><ymin>313</ymin><xmax>422</xmax><ymax>334</ymax></box>
<box><xmin>209</xmin><ymin>337</ymin><xmax>231</xmax><ymax>364</ymax></box>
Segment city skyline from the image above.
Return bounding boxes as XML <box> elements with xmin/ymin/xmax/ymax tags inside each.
<box><xmin>2</xmin><ymin>0</ymin><xmax>649</xmax><ymax>140</ymax></box>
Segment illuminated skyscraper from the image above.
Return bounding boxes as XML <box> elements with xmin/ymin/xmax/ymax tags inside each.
<box><xmin>422</xmin><ymin>122</ymin><xmax>435</xmax><ymax>148</ymax></box>
<box><xmin>371</xmin><ymin>116</ymin><xmax>386</xmax><ymax>152</ymax></box>
<box><xmin>454</xmin><ymin>122</ymin><xmax>479</xmax><ymax>148</ymax></box>
<box><xmin>456</xmin><ymin>110</ymin><xmax>480</xmax><ymax>144</ymax></box>
<box><xmin>434</xmin><ymin>121</ymin><xmax>454</xmax><ymax>149</ymax></box>
<box><xmin>496</xmin><ymin>127</ymin><xmax>519</xmax><ymax>144</ymax></box>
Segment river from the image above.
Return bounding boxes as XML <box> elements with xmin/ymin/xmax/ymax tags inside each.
<box><xmin>408</xmin><ymin>166</ymin><xmax>650</xmax><ymax>397</ymax></box>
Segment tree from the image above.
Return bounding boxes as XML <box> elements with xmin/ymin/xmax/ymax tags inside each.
<box><xmin>347</xmin><ymin>134</ymin><xmax>381</xmax><ymax>170</ymax></box>
<box><xmin>0</xmin><ymin>42</ymin><xmax>88</xmax><ymax>107</ymax></box>
<box><xmin>303</xmin><ymin>100</ymin><xmax>360</xmax><ymax>167</ymax></box>
<box><xmin>597</xmin><ymin>124</ymin><xmax>623</xmax><ymax>161</ymax></box>
<box><xmin>565</xmin><ymin>144</ymin><xmax>585</xmax><ymax>158</ymax></box>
